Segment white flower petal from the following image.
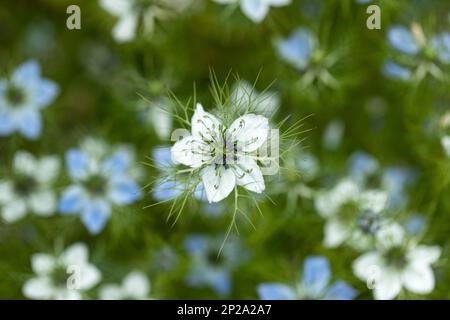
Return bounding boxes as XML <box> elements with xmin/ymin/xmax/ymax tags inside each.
<box><xmin>29</xmin><ymin>190</ymin><xmax>56</xmax><ymax>216</ymax></box>
<box><xmin>13</xmin><ymin>151</ymin><xmax>36</xmax><ymax>176</ymax></box>
<box><xmin>123</xmin><ymin>271</ymin><xmax>150</xmax><ymax>299</ymax></box>
<box><xmin>408</xmin><ymin>245</ymin><xmax>441</xmax><ymax>266</ymax></box>
<box><xmin>201</xmin><ymin>165</ymin><xmax>236</xmax><ymax>203</ymax></box>
<box><xmin>31</xmin><ymin>253</ymin><xmax>56</xmax><ymax>275</ymax></box>
<box><xmin>79</xmin><ymin>264</ymin><xmax>102</xmax><ymax>290</ymax></box>
<box><xmin>240</xmin><ymin>0</ymin><xmax>270</xmax><ymax>23</ymax></box>
<box><xmin>62</xmin><ymin>243</ymin><xmax>89</xmax><ymax>266</ymax></box>
<box><xmin>2</xmin><ymin>199</ymin><xmax>27</xmax><ymax>223</ymax></box>
<box><xmin>376</xmin><ymin>223</ymin><xmax>405</xmax><ymax>249</ymax></box>
<box><xmin>324</xmin><ymin>219</ymin><xmax>351</xmax><ymax>248</ymax></box>
<box><xmin>22</xmin><ymin>277</ymin><xmax>54</xmax><ymax>299</ymax></box>
<box><xmin>112</xmin><ymin>13</ymin><xmax>138</xmax><ymax>43</ymax></box>
<box><xmin>35</xmin><ymin>156</ymin><xmax>60</xmax><ymax>184</ymax></box>
<box><xmin>374</xmin><ymin>269</ymin><xmax>402</xmax><ymax>300</ymax></box>
<box><xmin>99</xmin><ymin>284</ymin><xmax>123</xmax><ymax>300</ymax></box>
<box><xmin>0</xmin><ymin>181</ymin><xmax>14</xmax><ymax>204</ymax></box>
<box><xmin>352</xmin><ymin>252</ymin><xmax>383</xmax><ymax>281</ymax></box>
<box><xmin>227</xmin><ymin>114</ymin><xmax>269</xmax><ymax>152</ymax></box>
<box><xmin>359</xmin><ymin>190</ymin><xmax>387</xmax><ymax>213</ymax></box>
<box><xmin>99</xmin><ymin>0</ymin><xmax>133</xmax><ymax>17</ymax></box>
<box><xmin>233</xmin><ymin>157</ymin><xmax>265</xmax><ymax>193</ymax></box>
<box><xmin>171</xmin><ymin>136</ymin><xmax>212</xmax><ymax>168</ymax></box>
<box><xmin>191</xmin><ymin>103</ymin><xmax>223</xmax><ymax>143</ymax></box>
<box><xmin>402</xmin><ymin>264</ymin><xmax>435</xmax><ymax>295</ymax></box>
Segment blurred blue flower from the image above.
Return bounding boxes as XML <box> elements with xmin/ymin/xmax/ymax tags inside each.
<box><xmin>258</xmin><ymin>256</ymin><xmax>357</xmax><ymax>300</ymax></box>
<box><xmin>276</xmin><ymin>28</ymin><xmax>314</xmax><ymax>71</ymax></box>
<box><xmin>0</xmin><ymin>60</ymin><xmax>59</xmax><ymax>139</ymax></box>
<box><xmin>381</xmin><ymin>166</ymin><xmax>417</xmax><ymax>210</ymax></box>
<box><xmin>385</xmin><ymin>24</ymin><xmax>450</xmax><ymax>80</ymax></box>
<box><xmin>404</xmin><ymin>214</ymin><xmax>426</xmax><ymax>235</ymax></box>
<box><xmin>58</xmin><ymin>139</ymin><xmax>142</xmax><ymax>234</ymax></box>
<box><xmin>184</xmin><ymin>234</ymin><xmax>248</xmax><ymax>296</ymax></box>
<box><xmin>348</xmin><ymin>151</ymin><xmax>379</xmax><ymax>185</ymax></box>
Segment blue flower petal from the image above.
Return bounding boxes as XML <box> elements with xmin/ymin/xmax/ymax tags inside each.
<box><xmin>152</xmin><ymin>146</ymin><xmax>172</xmax><ymax>167</ymax></box>
<box><xmin>153</xmin><ymin>179</ymin><xmax>182</xmax><ymax>201</ymax></box>
<box><xmin>323</xmin><ymin>281</ymin><xmax>358</xmax><ymax>300</ymax></box>
<box><xmin>66</xmin><ymin>149</ymin><xmax>90</xmax><ymax>180</ymax></box>
<box><xmin>184</xmin><ymin>235</ymin><xmax>207</xmax><ymax>253</ymax></box>
<box><xmin>102</xmin><ymin>149</ymin><xmax>131</xmax><ymax>174</ymax></box>
<box><xmin>349</xmin><ymin>151</ymin><xmax>379</xmax><ymax>183</ymax></box>
<box><xmin>81</xmin><ymin>199</ymin><xmax>111</xmax><ymax>235</ymax></box>
<box><xmin>108</xmin><ymin>176</ymin><xmax>142</xmax><ymax>205</ymax></box>
<box><xmin>31</xmin><ymin>79</ymin><xmax>59</xmax><ymax>108</ymax></box>
<box><xmin>388</xmin><ymin>26</ymin><xmax>419</xmax><ymax>55</ymax></box>
<box><xmin>404</xmin><ymin>214</ymin><xmax>426</xmax><ymax>235</ymax></box>
<box><xmin>12</xmin><ymin>60</ymin><xmax>41</xmax><ymax>85</ymax></box>
<box><xmin>302</xmin><ymin>256</ymin><xmax>331</xmax><ymax>298</ymax></box>
<box><xmin>276</xmin><ymin>28</ymin><xmax>313</xmax><ymax>70</ymax></box>
<box><xmin>59</xmin><ymin>185</ymin><xmax>87</xmax><ymax>214</ymax></box>
<box><xmin>257</xmin><ymin>283</ymin><xmax>297</xmax><ymax>300</ymax></box>
<box><xmin>210</xmin><ymin>271</ymin><xmax>231</xmax><ymax>296</ymax></box>
<box><xmin>16</xmin><ymin>110</ymin><xmax>42</xmax><ymax>140</ymax></box>
<box><xmin>0</xmin><ymin>111</ymin><xmax>14</xmax><ymax>136</ymax></box>
<box><xmin>383</xmin><ymin>61</ymin><xmax>412</xmax><ymax>80</ymax></box>
<box><xmin>431</xmin><ymin>32</ymin><xmax>450</xmax><ymax>64</ymax></box>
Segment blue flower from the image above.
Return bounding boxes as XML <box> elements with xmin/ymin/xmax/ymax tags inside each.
<box><xmin>184</xmin><ymin>234</ymin><xmax>248</xmax><ymax>297</ymax></box>
<box><xmin>275</xmin><ymin>28</ymin><xmax>314</xmax><ymax>71</ymax></box>
<box><xmin>58</xmin><ymin>139</ymin><xmax>142</xmax><ymax>234</ymax></box>
<box><xmin>258</xmin><ymin>256</ymin><xmax>357</xmax><ymax>300</ymax></box>
<box><xmin>385</xmin><ymin>25</ymin><xmax>450</xmax><ymax>80</ymax></box>
<box><xmin>0</xmin><ymin>60</ymin><xmax>59</xmax><ymax>139</ymax></box>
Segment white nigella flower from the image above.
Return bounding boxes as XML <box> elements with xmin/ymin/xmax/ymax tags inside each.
<box><xmin>0</xmin><ymin>60</ymin><xmax>59</xmax><ymax>139</ymax></box>
<box><xmin>99</xmin><ymin>271</ymin><xmax>151</xmax><ymax>300</ymax></box>
<box><xmin>353</xmin><ymin>223</ymin><xmax>441</xmax><ymax>300</ymax></box>
<box><xmin>23</xmin><ymin>243</ymin><xmax>101</xmax><ymax>300</ymax></box>
<box><xmin>314</xmin><ymin>179</ymin><xmax>388</xmax><ymax>250</ymax></box>
<box><xmin>99</xmin><ymin>0</ymin><xmax>193</xmax><ymax>43</ymax></box>
<box><xmin>213</xmin><ymin>0</ymin><xmax>291</xmax><ymax>23</ymax></box>
<box><xmin>171</xmin><ymin>103</ymin><xmax>269</xmax><ymax>203</ymax></box>
<box><xmin>0</xmin><ymin>151</ymin><xmax>60</xmax><ymax>223</ymax></box>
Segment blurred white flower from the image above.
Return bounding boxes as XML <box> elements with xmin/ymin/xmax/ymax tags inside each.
<box><xmin>322</xmin><ymin>119</ymin><xmax>344</xmax><ymax>151</ymax></box>
<box><xmin>353</xmin><ymin>223</ymin><xmax>441</xmax><ymax>300</ymax></box>
<box><xmin>99</xmin><ymin>271</ymin><xmax>151</xmax><ymax>300</ymax></box>
<box><xmin>23</xmin><ymin>243</ymin><xmax>101</xmax><ymax>300</ymax></box>
<box><xmin>315</xmin><ymin>179</ymin><xmax>388</xmax><ymax>249</ymax></box>
<box><xmin>171</xmin><ymin>103</ymin><xmax>269</xmax><ymax>203</ymax></box>
<box><xmin>213</xmin><ymin>0</ymin><xmax>291</xmax><ymax>23</ymax></box>
<box><xmin>0</xmin><ymin>151</ymin><xmax>60</xmax><ymax>223</ymax></box>
<box><xmin>230</xmin><ymin>80</ymin><xmax>280</xmax><ymax>117</ymax></box>
<box><xmin>99</xmin><ymin>0</ymin><xmax>194</xmax><ymax>43</ymax></box>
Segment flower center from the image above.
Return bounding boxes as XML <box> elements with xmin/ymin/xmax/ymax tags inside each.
<box><xmin>206</xmin><ymin>250</ymin><xmax>223</xmax><ymax>266</ymax></box>
<box><xmin>384</xmin><ymin>246</ymin><xmax>408</xmax><ymax>269</ymax></box>
<box><xmin>14</xmin><ymin>175</ymin><xmax>37</xmax><ymax>197</ymax></box>
<box><xmin>52</xmin><ymin>266</ymin><xmax>70</xmax><ymax>287</ymax></box>
<box><xmin>6</xmin><ymin>85</ymin><xmax>26</xmax><ymax>107</ymax></box>
<box><xmin>338</xmin><ymin>201</ymin><xmax>360</xmax><ymax>224</ymax></box>
<box><xmin>357</xmin><ymin>210</ymin><xmax>381</xmax><ymax>235</ymax></box>
<box><xmin>85</xmin><ymin>175</ymin><xmax>107</xmax><ymax>195</ymax></box>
